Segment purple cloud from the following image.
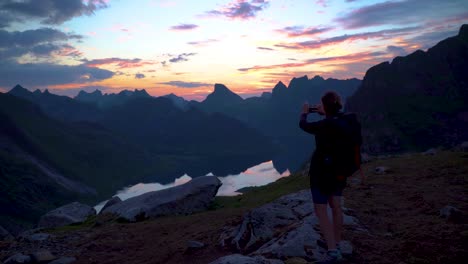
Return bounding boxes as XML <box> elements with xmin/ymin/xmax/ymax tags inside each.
<box><xmin>187</xmin><ymin>39</ymin><xmax>219</xmax><ymax>46</ymax></box>
<box><xmin>257</xmin><ymin>47</ymin><xmax>274</xmax><ymax>51</ymax></box>
<box><xmin>0</xmin><ymin>0</ymin><xmax>108</xmax><ymax>27</ymax></box>
<box><xmin>158</xmin><ymin>81</ymin><xmax>211</xmax><ymax>88</ymax></box>
<box><xmin>168</xmin><ymin>53</ymin><xmax>196</xmax><ymax>63</ymax></box>
<box><xmin>170</xmin><ymin>24</ymin><xmax>199</xmax><ymax>31</ymax></box>
<box><xmin>276</xmin><ymin>26</ymin><xmax>333</xmax><ymax>37</ymax></box>
<box><xmin>335</xmin><ymin>0</ymin><xmax>468</xmax><ymax>29</ymax></box>
<box><xmin>135</xmin><ymin>73</ymin><xmax>145</xmax><ymax>79</ymax></box>
<box><xmin>274</xmin><ymin>26</ymin><xmax>420</xmax><ymax>50</ymax></box>
<box><xmin>206</xmin><ymin>0</ymin><xmax>270</xmax><ymax>20</ymax></box>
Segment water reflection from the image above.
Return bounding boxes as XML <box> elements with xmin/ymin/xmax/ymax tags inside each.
<box><xmin>95</xmin><ymin>160</ymin><xmax>290</xmax><ymax>212</ymax></box>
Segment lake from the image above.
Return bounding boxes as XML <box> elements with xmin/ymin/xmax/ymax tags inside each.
<box><xmin>95</xmin><ymin>160</ymin><xmax>290</xmax><ymax>212</ymax></box>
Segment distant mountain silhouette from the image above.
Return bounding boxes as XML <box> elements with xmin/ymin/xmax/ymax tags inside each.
<box><xmin>201</xmin><ymin>83</ymin><xmax>244</xmax><ymax>109</ymax></box>
<box><xmin>75</xmin><ymin>88</ymin><xmax>151</xmax><ymax>108</ymax></box>
<box><xmin>163</xmin><ymin>93</ymin><xmax>190</xmax><ymax>110</ymax></box>
<box><xmin>8</xmin><ymin>85</ymin><xmax>100</xmax><ymax>122</ymax></box>
<box><xmin>346</xmin><ymin>24</ymin><xmax>468</xmax><ymax>153</ymax></box>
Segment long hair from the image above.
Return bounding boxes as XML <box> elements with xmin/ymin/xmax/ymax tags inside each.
<box><xmin>321</xmin><ymin>91</ymin><xmax>343</xmax><ymax>115</ymax></box>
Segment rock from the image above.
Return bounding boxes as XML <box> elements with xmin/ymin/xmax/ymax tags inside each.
<box><xmin>26</xmin><ymin>233</ymin><xmax>50</xmax><ymax>242</ymax></box>
<box><xmin>220</xmin><ymin>190</ymin><xmax>360</xmax><ymax>260</ymax></box>
<box><xmin>187</xmin><ymin>240</ymin><xmax>205</xmax><ymax>249</ymax></box>
<box><xmin>48</xmin><ymin>257</ymin><xmax>77</xmax><ymax>264</ymax></box>
<box><xmin>4</xmin><ymin>253</ymin><xmax>31</xmax><ymax>264</ymax></box>
<box><xmin>38</xmin><ymin>202</ymin><xmax>96</xmax><ymax>229</ymax></box>
<box><xmin>360</xmin><ymin>153</ymin><xmax>372</xmax><ymax>163</ymax></box>
<box><xmin>338</xmin><ymin>240</ymin><xmax>353</xmax><ymax>256</ymax></box>
<box><xmin>0</xmin><ymin>225</ymin><xmax>14</xmax><ymax>241</ymax></box>
<box><xmin>422</xmin><ymin>148</ymin><xmax>437</xmax><ymax>156</ymax></box>
<box><xmin>103</xmin><ymin>176</ymin><xmax>222</xmax><ymax>222</ymax></box>
<box><xmin>253</xmin><ymin>215</ymin><xmax>321</xmax><ymax>261</ymax></box>
<box><xmin>455</xmin><ymin>141</ymin><xmax>468</xmax><ymax>152</ymax></box>
<box><xmin>209</xmin><ymin>254</ymin><xmax>283</xmax><ymax>264</ymax></box>
<box><xmin>440</xmin><ymin>205</ymin><xmax>463</xmax><ymax>222</ymax></box>
<box><xmin>99</xmin><ymin>196</ymin><xmax>122</xmax><ymax>214</ymax></box>
<box><xmin>284</xmin><ymin>258</ymin><xmax>308</xmax><ymax>264</ymax></box>
<box><xmin>30</xmin><ymin>250</ymin><xmax>56</xmax><ymax>263</ymax></box>
<box><xmin>374</xmin><ymin>166</ymin><xmax>389</xmax><ymax>174</ymax></box>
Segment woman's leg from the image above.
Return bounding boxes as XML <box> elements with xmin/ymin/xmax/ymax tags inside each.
<box><xmin>314</xmin><ymin>203</ymin><xmax>336</xmax><ymax>251</ymax></box>
<box><xmin>329</xmin><ymin>195</ymin><xmax>343</xmax><ymax>244</ymax></box>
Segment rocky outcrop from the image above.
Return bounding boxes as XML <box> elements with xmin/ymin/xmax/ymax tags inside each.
<box><xmin>38</xmin><ymin>202</ymin><xmax>96</xmax><ymax>229</ymax></box>
<box><xmin>99</xmin><ymin>196</ymin><xmax>122</xmax><ymax>214</ymax></box>
<box><xmin>209</xmin><ymin>254</ymin><xmax>284</xmax><ymax>264</ymax></box>
<box><xmin>103</xmin><ymin>176</ymin><xmax>222</xmax><ymax>221</ymax></box>
<box><xmin>219</xmin><ymin>190</ymin><xmax>361</xmax><ymax>262</ymax></box>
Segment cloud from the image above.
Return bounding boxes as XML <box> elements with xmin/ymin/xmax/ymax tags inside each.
<box><xmin>315</xmin><ymin>0</ymin><xmax>329</xmax><ymax>8</ymax></box>
<box><xmin>0</xmin><ymin>61</ymin><xmax>115</xmax><ymax>88</ymax></box>
<box><xmin>187</xmin><ymin>39</ymin><xmax>219</xmax><ymax>46</ymax></box>
<box><xmin>0</xmin><ymin>28</ymin><xmax>83</xmax><ymax>60</ymax></box>
<box><xmin>257</xmin><ymin>47</ymin><xmax>274</xmax><ymax>51</ymax></box>
<box><xmin>237</xmin><ymin>51</ymin><xmax>388</xmax><ymax>72</ymax></box>
<box><xmin>274</xmin><ymin>26</ymin><xmax>420</xmax><ymax>50</ymax></box>
<box><xmin>335</xmin><ymin>0</ymin><xmax>468</xmax><ymax>29</ymax></box>
<box><xmin>168</xmin><ymin>53</ymin><xmax>196</xmax><ymax>63</ymax></box>
<box><xmin>409</xmin><ymin>29</ymin><xmax>459</xmax><ymax>49</ymax></box>
<box><xmin>206</xmin><ymin>0</ymin><xmax>270</xmax><ymax>20</ymax></box>
<box><xmin>158</xmin><ymin>81</ymin><xmax>211</xmax><ymax>88</ymax></box>
<box><xmin>135</xmin><ymin>73</ymin><xmax>145</xmax><ymax>79</ymax></box>
<box><xmin>0</xmin><ymin>28</ymin><xmax>82</xmax><ymax>48</ymax></box>
<box><xmin>170</xmin><ymin>24</ymin><xmax>199</xmax><ymax>31</ymax></box>
<box><xmin>0</xmin><ymin>0</ymin><xmax>108</xmax><ymax>27</ymax></box>
<box><xmin>82</xmin><ymin>57</ymin><xmax>156</xmax><ymax>69</ymax></box>
<box><xmin>386</xmin><ymin>45</ymin><xmax>407</xmax><ymax>56</ymax></box>
<box><xmin>276</xmin><ymin>26</ymin><xmax>333</xmax><ymax>37</ymax></box>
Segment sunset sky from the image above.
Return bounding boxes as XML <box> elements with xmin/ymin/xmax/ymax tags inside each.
<box><xmin>0</xmin><ymin>0</ymin><xmax>467</xmax><ymax>100</ymax></box>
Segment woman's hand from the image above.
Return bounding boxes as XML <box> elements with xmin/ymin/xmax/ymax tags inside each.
<box><xmin>302</xmin><ymin>103</ymin><xmax>309</xmax><ymax>114</ymax></box>
<box><xmin>315</xmin><ymin>104</ymin><xmax>326</xmax><ymax>115</ymax></box>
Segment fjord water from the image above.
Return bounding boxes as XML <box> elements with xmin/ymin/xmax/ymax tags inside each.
<box><xmin>95</xmin><ymin>160</ymin><xmax>290</xmax><ymax>212</ymax></box>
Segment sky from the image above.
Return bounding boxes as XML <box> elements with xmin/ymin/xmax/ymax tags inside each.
<box><xmin>0</xmin><ymin>0</ymin><xmax>467</xmax><ymax>100</ymax></box>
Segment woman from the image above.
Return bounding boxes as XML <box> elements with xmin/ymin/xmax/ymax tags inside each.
<box><xmin>299</xmin><ymin>91</ymin><xmax>362</xmax><ymax>264</ymax></box>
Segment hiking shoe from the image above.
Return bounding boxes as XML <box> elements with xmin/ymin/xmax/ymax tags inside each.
<box><xmin>317</xmin><ymin>239</ymin><xmax>342</xmax><ymax>253</ymax></box>
<box><xmin>316</xmin><ymin>250</ymin><xmax>342</xmax><ymax>264</ymax></box>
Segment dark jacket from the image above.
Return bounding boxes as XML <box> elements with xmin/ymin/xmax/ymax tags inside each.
<box><xmin>299</xmin><ymin>112</ymin><xmax>362</xmax><ymax>193</ymax></box>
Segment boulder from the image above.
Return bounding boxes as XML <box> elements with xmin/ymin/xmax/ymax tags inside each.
<box><xmin>30</xmin><ymin>250</ymin><xmax>56</xmax><ymax>263</ymax></box>
<box><xmin>440</xmin><ymin>205</ymin><xmax>463</xmax><ymax>222</ymax></box>
<box><xmin>374</xmin><ymin>166</ymin><xmax>390</xmax><ymax>175</ymax></box>
<box><xmin>38</xmin><ymin>202</ymin><xmax>96</xmax><ymax>229</ymax></box>
<box><xmin>422</xmin><ymin>148</ymin><xmax>437</xmax><ymax>156</ymax></box>
<box><xmin>187</xmin><ymin>240</ymin><xmax>206</xmax><ymax>249</ymax></box>
<box><xmin>220</xmin><ymin>190</ymin><xmax>359</xmax><ymax>260</ymax></box>
<box><xmin>103</xmin><ymin>176</ymin><xmax>222</xmax><ymax>221</ymax></box>
<box><xmin>25</xmin><ymin>233</ymin><xmax>50</xmax><ymax>242</ymax></box>
<box><xmin>48</xmin><ymin>257</ymin><xmax>77</xmax><ymax>264</ymax></box>
<box><xmin>0</xmin><ymin>225</ymin><xmax>14</xmax><ymax>241</ymax></box>
<box><xmin>4</xmin><ymin>253</ymin><xmax>31</xmax><ymax>264</ymax></box>
<box><xmin>209</xmin><ymin>254</ymin><xmax>283</xmax><ymax>264</ymax></box>
<box><xmin>99</xmin><ymin>196</ymin><xmax>122</xmax><ymax>214</ymax></box>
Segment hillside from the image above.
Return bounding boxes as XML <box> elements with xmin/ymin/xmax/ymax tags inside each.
<box><xmin>346</xmin><ymin>24</ymin><xmax>468</xmax><ymax>154</ymax></box>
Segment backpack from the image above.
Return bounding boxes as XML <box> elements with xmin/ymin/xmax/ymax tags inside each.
<box><xmin>317</xmin><ymin>113</ymin><xmax>362</xmax><ymax>186</ymax></box>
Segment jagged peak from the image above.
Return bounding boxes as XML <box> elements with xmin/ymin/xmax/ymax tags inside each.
<box><xmin>459</xmin><ymin>24</ymin><xmax>468</xmax><ymax>37</ymax></box>
<box><xmin>213</xmin><ymin>83</ymin><xmax>231</xmax><ymax>93</ymax></box>
<box><xmin>9</xmin><ymin>84</ymin><xmax>30</xmax><ymax>93</ymax></box>
<box><xmin>273</xmin><ymin>81</ymin><xmax>287</xmax><ymax>89</ymax></box>
<box><xmin>43</xmin><ymin>89</ymin><xmax>50</xmax><ymax>94</ymax></box>
<box><xmin>311</xmin><ymin>75</ymin><xmax>325</xmax><ymax>82</ymax></box>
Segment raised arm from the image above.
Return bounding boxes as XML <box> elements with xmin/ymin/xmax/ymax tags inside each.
<box><xmin>299</xmin><ymin>103</ymin><xmax>322</xmax><ymax>134</ymax></box>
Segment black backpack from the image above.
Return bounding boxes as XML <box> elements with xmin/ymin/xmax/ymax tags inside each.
<box><xmin>320</xmin><ymin>113</ymin><xmax>362</xmax><ymax>182</ymax></box>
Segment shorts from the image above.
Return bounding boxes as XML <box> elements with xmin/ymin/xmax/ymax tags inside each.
<box><xmin>311</xmin><ymin>187</ymin><xmax>343</xmax><ymax>204</ymax></box>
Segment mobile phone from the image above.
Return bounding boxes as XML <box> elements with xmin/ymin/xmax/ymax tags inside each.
<box><xmin>309</xmin><ymin>107</ymin><xmax>319</xmax><ymax>113</ymax></box>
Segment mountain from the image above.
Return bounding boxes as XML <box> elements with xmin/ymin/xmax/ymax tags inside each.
<box><xmin>8</xmin><ymin>85</ymin><xmax>100</xmax><ymax>122</ymax></box>
<box><xmin>201</xmin><ymin>83</ymin><xmax>244</xmax><ymax>110</ymax></box>
<box><xmin>75</xmin><ymin>88</ymin><xmax>151</xmax><ymax>108</ymax></box>
<box><xmin>346</xmin><ymin>24</ymin><xmax>468</xmax><ymax>153</ymax></box>
<box><xmin>163</xmin><ymin>93</ymin><xmax>190</xmax><ymax>110</ymax></box>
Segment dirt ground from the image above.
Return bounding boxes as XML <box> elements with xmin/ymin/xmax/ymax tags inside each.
<box><xmin>1</xmin><ymin>151</ymin><xmax>467</xmax><ymax>264</ymax></box>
